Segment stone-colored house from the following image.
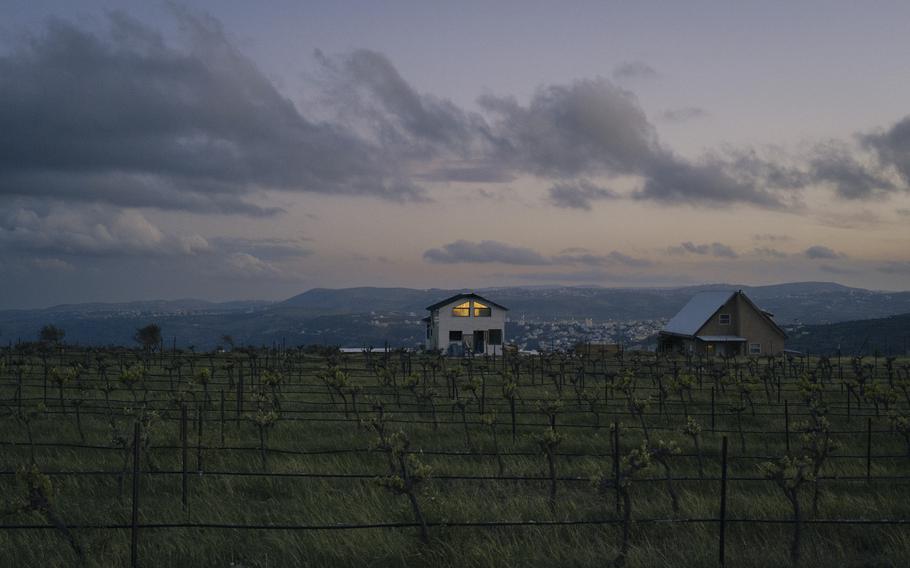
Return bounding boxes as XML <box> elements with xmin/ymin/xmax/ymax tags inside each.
<box><xmin>658</xmin><ymin>290</ymin><xmax>787</xmax><ymax>356</ymax></box>
<box><xmin>424</xmin><ymin>293</ymin><xmax>508</xmax><ymax>356</ymax></box>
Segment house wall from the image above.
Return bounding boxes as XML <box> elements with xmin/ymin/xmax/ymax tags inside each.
<box><xmin>732</xmin><ymin>294</ymin><xmax>786</xmax><ymax>355</ymax></box>
<box><xmin>697</xmin><ymin>295</ymin><xmax>740</xmax><ymax>338</ymax></box>
<box><xmin>431</xmin><ymin>299</ymin><xmax>507</xmax><ymax>355</ymax></box>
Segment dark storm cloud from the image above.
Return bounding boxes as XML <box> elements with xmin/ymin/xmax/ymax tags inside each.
<box><xmin>0</xmin><ymin>12</ymin><xmax>424</xmax><ymax>215</ymax></box>
<box><xmin>612</xmin><ymin>61</ymin><xmax>658</xmax><ymax>81</ymax></box>
<box><xmin>804</xmin><ymin>245</ymin><xmax>845</xmax><ymax>260</ymax></box>
<box><xmin>547</xmin><ymin>180</ymin><xmax>618</xmax><ymax>210</ymax></box>
<box><xmin>669</xmin><ymin>241</ymin><xmax>739</xmax><ymax>258</ymax></box>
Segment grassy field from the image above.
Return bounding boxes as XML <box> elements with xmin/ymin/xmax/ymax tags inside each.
<box><xmin>1</xmin><ymin>346</ymin><xmax>909</xmax><ymax>567</ymax></box>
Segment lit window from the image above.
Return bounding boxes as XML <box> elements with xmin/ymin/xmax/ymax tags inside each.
<box><xmin>449</xmin><ymin>330</ymin><xmax>463</xmax><ymax>342</ymax></box>
<box><xmin>719</xmin><ymin>314</ymin><xmax>731</xmax><ymax>325</ymax></box>
<box><xmin>749</xmin><ymin>343</ymin><xmax>761</xmax><ymax>355</ymax></box>
<box><xmin>452</xmin><ymin>302</ymin><xmax>470</xmax><ymax>317</ymax></box>
<box><xmin>473</xmin><ymin>301</ymin><xmax>491</xmax><ymax>317</ymax></box>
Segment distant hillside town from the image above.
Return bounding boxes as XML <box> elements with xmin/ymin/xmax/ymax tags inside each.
<box><xmin>0</xmin><ymin>283</ymin><xmax>908</xmax><ymax>355</ymax></box>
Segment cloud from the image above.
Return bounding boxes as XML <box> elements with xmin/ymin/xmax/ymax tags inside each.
<box><xmin>210</xmin><ymin>236</ymin><xmax>312</xmax><ymax>261</ymax></box>
<box><xmin>31</xmin><ymin>258</ymin><xmax>75</xmax><ymax>272</ymax></box>
<box><xmin>478</xmin><ymin>79</ymin><xmax>658</xmax><ymax>178</ymax></box>
<box><xmin>225</xmin><ymin>252</ymin><xmax>284</xmax><ymax>278</ymax></box>
<box><xmin>669</xmin><ymin>241</ymin><xmax>738</xmax><ymax>258</ymax></box>
<box><xmin>862</xmin><ymin>116</ymin><xmax>910</xmax><ymax>186</ymax></box>
<box><xmin>506</xmin><ymin>269</ymin><xmax>693</xmax><ymax>286</ymax></box>
<box><xmin>878</xmin><ymin>262</ymin><xmax>910</xmax><ymax>274</ymax></box>
<box><xmin>3</xmin><ymin>7</ymin><xmax>904</xmax><ymax>233</ymax></box>
<box><xmin>804</xmin><ymin>245</ymin><xmax>845</xmax><ymax>259</ymax></box>
<box><xmin>660</xmin><ymin>107</ymin><xmax>708</xmax><ymax>122</ymax></box>
<box><xmin>546</xmin><ymin>180</ymin><xmax>618</xmax><ymax>210</ymax></box>
<box><xmin>478</xmin><ymin>79</ymin><xmax>799</xmax><ymax>208</ymax></box>
<box><xmin>0</xmin><ymin>206</ymin><xmax>210</xmax><ymax>257</ymax></box>
<box><xmin>753</xmin><ymin>233</ymin><xmax>792</xmax><ymax>242</ymax></box>
<box><xmin>605</xmin><ymin>251</ymin><xmax>655</xmax><ymax>267</ymax></box>
<box><xmin>424</xmin><ymin>240</ymin><xmax>653</xmax><ymax>268</ymax></box>
<box><xmin>633</xmin><ymin>151</ymin><xmax>798</xmax><ymax>209</ymax></box>
<box><xmin>819</xmin><ymin>264</ymin><xmax>858</xmax><ymax>275</ymax></box>
<box><xmin>813</xmin><ymin>209</ymin><xmax>881</xmax><ymax>230</ymax></box>
<box><xmin>612</xmin><ymin>61</ymin><xmax>658</xmax><ymax>81</ymax></box>
<box><xmin>424</xmin><ymin>240</ymin><xmax>551</xmax><ymax>265</ymax></box>
<box><xmin>752</xmin><ymin>247</ymin><xmax>788</xmax><ymax>259</ymax></box>
<box><xmin>0</xmin><ymin>11</ymin><xmax>425</xmax><ymax>217</ymax></box>
<box><xmin>316</xmin><ymin>48</ymin><xmax>483</xmax><ymax>155</ymax></box>
<box><xmin>809</xmin><ymin>141</ymin><xmax>895</xmax><ymax>199</ymax></box>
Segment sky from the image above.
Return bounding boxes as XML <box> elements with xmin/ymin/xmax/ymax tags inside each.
<box><xmin>2</xmin><ymin>0</ymin><xmax>910</xmax><ymax>308</ymax></box>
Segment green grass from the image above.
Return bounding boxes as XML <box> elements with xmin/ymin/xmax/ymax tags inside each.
<box><xmin>1</xmin><ymin>349</ymin><xmax>909</xmax><ymax>567</ymax></box>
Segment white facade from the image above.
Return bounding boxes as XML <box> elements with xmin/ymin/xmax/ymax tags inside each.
<box><xmin>426</xmin><ymin>294</ymin><xmax>507</xmax><ymax>356</ymax></box>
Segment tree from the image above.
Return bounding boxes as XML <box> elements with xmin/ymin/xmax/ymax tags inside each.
<box><xmin>39</xmin><ymin>324</ymin><xmax>65</xmax><ymax>344</ymax></box>
<box><xmin>134</xmin><ymin>324</ymin><xmax>162</xmax><ymax>352</ymax></box>
<box><xmin>220</xmin><ymin>334</ymin><xmax>235</xmax><ymax>350</ymax></box>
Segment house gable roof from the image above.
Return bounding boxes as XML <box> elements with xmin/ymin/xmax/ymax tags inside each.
<box><xmin>661</xmin><ymin>289</ymin><xmax>787</xmax><ymax>339</ymax></box>
<box><xmin>662</xmin><ymin>291</ymin><xmax>735</xmax><ymax>336</ymax></box>
<box><xmin>425</xmin><ymin>292</ymin><xmax>509</xmax><ymax>312</ymax></box>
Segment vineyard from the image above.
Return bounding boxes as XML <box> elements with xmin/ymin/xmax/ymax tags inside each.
<box><xmin>2</xmin><ymin>345</ymin><xmax>910</xmax><ymax>567</ymax></box>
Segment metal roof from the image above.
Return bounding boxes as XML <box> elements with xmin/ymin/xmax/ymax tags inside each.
<box><xmin>661</xmin><ymin>291</ymin><xmax>735</xmax><ymax>336</ymax></box>
<box><xmin>696</xmin><ymin>335</ymin><xmax>747</xmax><ymax>342</ymax></box>
<box><xmin>425</xmin><ymin>293</ymin><xmax>509</xmax><ymax>312</ymax></box>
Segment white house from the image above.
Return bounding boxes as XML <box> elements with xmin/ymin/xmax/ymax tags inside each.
<box><xmin>424</xmin><ymin>293</ymin><xmax>508</xmax><ymax>356</ymax></box>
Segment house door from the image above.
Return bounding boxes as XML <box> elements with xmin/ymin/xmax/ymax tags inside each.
<box><xmin>473</xmin><ymin>330</ymin><xmax>485</xmax><ymax>354</ymax></box>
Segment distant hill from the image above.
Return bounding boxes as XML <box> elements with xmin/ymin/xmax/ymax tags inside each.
<box><xmin>2</xmin><ymin>282</ymin><xmax>909</xmax><ymax>350</ymax></box>
<box><xmin>785</xmin><ymin>313</ymin><xmax>910</xmax><ymax>356</ymax></box>
<box><xmin>279</xmin><ymin>282</ymin><xmax>910</xmax><ymax>324</ymax></box>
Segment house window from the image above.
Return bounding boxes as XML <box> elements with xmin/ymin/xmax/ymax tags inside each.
<box><xmin>488</xmin><ymin>329</ymin><xmax>502</xmax><ymax>345</ymax></box>
<box><xmin>749</xmin><ymin>343</ymin><xmax>761</xmax><ymax>355</ymax></box>
<box><xmin>473</xmin><ymin>301</ymin><xmax>492</xmax><ymax>317</ymax></box>
<box><xmin>426</xmin><ymin>321</ymin><xmax>432</xmax><ymax>340</ymax></box>
<box><xmin>452</xmin><ymin>301</ymin><xmax>471</xmax><ymax>317</ymax></box>
<box><xmin>719</xmin><ymin>313</ymin><xmax>731</xmax><ymax>325</ymax></box>
<box><xmin>449</xmin><ymin>330</ymin><xmax>463</xmax><ymax>342</ymax></box>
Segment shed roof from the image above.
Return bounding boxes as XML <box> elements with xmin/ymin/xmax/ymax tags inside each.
<box><xmin>425</xmin><ymin>293</ymin><xmax>509</xmax><ymax>312</ymax></box>
<box><xmin>662</xmin><ymin>291</ymin><xmax>735</xmax><ymax>336</ymax></box>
